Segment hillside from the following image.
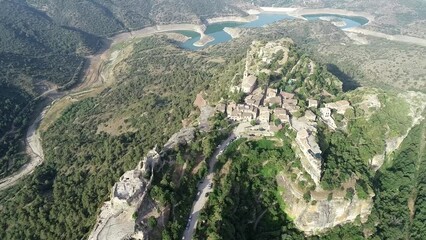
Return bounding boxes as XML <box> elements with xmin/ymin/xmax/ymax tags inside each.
<box><xmin>26</xmin><ymin>0</ymin><xmax>251</xmax><ymax>36</ymax></box>
<box><xmin>193</xmin><ymin>39</ymin><xmax>426</xmax><ymax>239</ymax></box>
<box><xmin>0</xmin><ymin>23</ymin><xmax>424</xmax><ymax>238</ymax></box>
<box><xmin>222</xmin><ymin>20</ymin><xmax>426</xmax><ymax>92</ymax></box>
<box><xmin>0</xmin><ymin>0</ymin><xmax>102</xmax><ymax>178</ymax></box>
<box><xmin>0</xmin><ymin>0</ymin><xmax>249</xmax><ymax>178</ymax></box>
<box><xmin>0</xmin><ymin>1</ymin><xmax>425</xmax><ymax>239</ymax></box>
<box><xmin>0</xmin><ymin>36</ymin><xmax>244</xmax><ymax>239</ymax></box>
<box><xmin>245</xmin><ymin>0</ymin><xmax>426</xmax><ymax>39</ymax></box>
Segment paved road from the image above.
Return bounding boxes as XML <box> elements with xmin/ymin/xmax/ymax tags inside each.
<box><xmin>182</xmin><ymin>133</ymin><xmax>235</xmax><ymax>240</ymax></box>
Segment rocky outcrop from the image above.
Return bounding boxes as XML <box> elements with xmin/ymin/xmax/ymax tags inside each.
<box><xmin>289</xmin><ymin>196</ymin><xmax>373</xmax><ymax>235</ymax></box>
<box><xmin>163</xmin><ymin>127</ymin><xmax>196</xmax><ymax>150</ymax></box>
<box><xmin>277</xmin><ymin>174</ymin><xmax>373</xmax><ymax>236</ymax></box>
<box><xmin>88</xmin><ymin>148</ymin><xmax>160</xmax><ymax>240</ymax></box>
<box><xmin>369</xmin><ymin>91</ymin><xmax>426</xmax><ymax>170</ymax></box>
<box><xmin>295</xmin><ymin>129</ymin><xmax>322</xmax><ymax>186</ymax></box>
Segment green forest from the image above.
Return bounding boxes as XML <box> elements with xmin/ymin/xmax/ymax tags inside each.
<box><xmin>0</xmin><ymin>0</ymin><xmax>245</xmax><ymax>178</ymax></box>
<box><xmin>319</xmin><ymin>92</ymin><xmax>412</xmax><ymax>190</ymax></box>
<box><xmin>195</xmin><ymin>136</ymin><xmax>305</xmax><ymax>240</ymax></box>
<box><xmin>0</xmin><ymin>0</ymin><xmax>425</xmax><ymax>238</ymax></box>
<box><xmin>194</xmin><ymin>118</ymin><xmax>426</xmax><ymax>239</ymax></box>
<box><xmin>0</xmin><ymin>37</ymin><xmax>243</xmax><ymax>239</ymax></box>
<box><xmin>0</xmin><ymin>0</ymin><xmax>102</xmax><ymax>176</ymax></box>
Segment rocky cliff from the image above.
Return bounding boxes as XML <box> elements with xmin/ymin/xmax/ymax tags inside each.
<box><xmin>277</xmin><ymin>173</ymin><xmax>373</xmax><ymax>236</ymax></box>
<box><xmin>88</xmin><ymin>149</ymin><xmax>160</xmax><ymax>240</ymax></box>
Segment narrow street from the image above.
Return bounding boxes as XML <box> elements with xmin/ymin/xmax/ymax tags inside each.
<box><xmin>182</xmin><ymin>133</ymin><xmax>235</xmax><ymax>240</ymax></box>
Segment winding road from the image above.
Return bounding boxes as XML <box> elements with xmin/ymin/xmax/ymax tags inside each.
<box><xmin>183</xmin><ymin>133</ymin><xmax>235</xmax><ymax>240</ymax></box>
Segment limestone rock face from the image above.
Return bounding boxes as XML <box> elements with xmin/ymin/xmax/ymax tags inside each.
<box><xmin>278</xmin><ymin>174</ymin><xmax>373</xmax><ymax>236</ymax></box>
<box><xmin>295</xmin><ymin>129</ymin><xmax>322</xmax><ymax>186</ymax></box>
<box><xmin>288</xmin><ymin>196</ymin><xmax>373</xmax><ymax>235</ymax></box>
<box><xmin>163</xmin><ymin>127</ymin><xmax>195</xmax><ymax>150</ymax></box>
<box><xmin>88</xmin><ymin>148</ymin><xmax>160</xmax><ymax>240</ymax></box>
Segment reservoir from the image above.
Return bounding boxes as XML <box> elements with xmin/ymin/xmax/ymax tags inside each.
<box><xmin>178</xmin><ymin>13</ymin><xmax>368</xmax><ymax>50</ymax></box>
<box><xmin>302</xmin><ymin>14</ymin><xmax>369</xmax><ymax>29</ymax></box>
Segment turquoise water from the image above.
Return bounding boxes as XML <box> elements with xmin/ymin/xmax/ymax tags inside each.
<box><xmin>180</xmin><ymin>13</ymin><xmax>293</xmax><ymax>50</ymax></box>
<box><xmin>302</xmin><ymin>14</ymin><xmax>369</xmax><ymax>29</ymax></box>
<box><xmin>178</xmin><ymin>13</ymin><xmax>368</xmax><ymax>50</ymax></box>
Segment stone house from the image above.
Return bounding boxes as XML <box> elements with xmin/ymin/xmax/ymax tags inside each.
<box><xmin>304</xmin><ymin>110</ymin><xmax>317</xmax><ymax>122</ymax></box>
<box><xmin>264</xmin><ymin>96</ymin><xmax>282</xmax><ymax>107</ymax></box>
<box><xmin>281</xmin><ymin>91</ymin><xmax>295</xmax><ymax>100</ymax></box>
<box><xmin>320</xmin><ymin>107</ymin><xmax>331</xmax><ymax>118</ymax></box>
<box><xmin>265</xmin><ymin>88</ymin><xmax>278</xmax><ymax>98</ymax></box>
<box><xmin>274</xmin><ymin>108</ymin><xmax>290</xmax><ymax>123</ymax></box>
<box><xmin>325</xmin><ymin>100</ymin><xmax>352</xmax><ymax>115</ymax></box>
<box><xmin>241</xmin><ymin>75</ymin><xmax>257</xmax><ymax>93</ymax></box>
<box><xmin>308</xmin><ymin>99</ymin><xmax>318</xmax><ymax>108</ymax></box>
<box><xmin>258</xmin><ymin>106</ymin><xmax>270</xmax><ymax>123</ymax></box>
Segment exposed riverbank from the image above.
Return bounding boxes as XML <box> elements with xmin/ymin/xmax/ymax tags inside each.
<box><xmin>223</xmin><ymin>27</ymin><xmax>243</xmax><ymax>38</ymax></box>
<box><xmin>193</xmin><ymin>35</ymin><xmax>214</xmax><ymax>47</ymax></box>
<box><xmin>0</xmin><ymin>102</ymin><xmax>48</xmax><ymax>190</ymax></box>
<box><xmin>206</xmin><ymin>15</ymin><xmax>258</xmax><ymax>24</ymax></box>
<box><xmin>259</xmin><ymin>7</ymin><xmax>375</xmax><ymax>23</ymax></box>
<box><xmin>110</xmin><ymin>23</ymin><xmax>207</xmax><ymax>45</ymax></box>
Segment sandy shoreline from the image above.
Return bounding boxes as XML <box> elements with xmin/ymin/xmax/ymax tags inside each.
<box><xmin>110</xmin><ymin>23</ymin><xmax>206</xmax><ymax>45</ymax></box>
<box><xmin>223</xmin><ymin>27</ymin><xmax>243</xmax><ymax>39</ymax></box>
<box><xmin>194</xmin><ymin>35</ymin><xmax>214</xmax><ymax>47</ymax></box>
<box><xmin>0</xmin><ymin>106</ymin><xmax>47</xmax><ymax>191</ymax></box>
<box><xmin>109</xmin><ymin>16</ymin><xmax>257</xmax><ymax>48</ymax></box>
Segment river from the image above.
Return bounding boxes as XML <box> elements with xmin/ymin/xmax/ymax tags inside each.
<box><xmin>178</xmin><ymin>13</ymin><xmax>368</xmax><ymax>50</ymax></box>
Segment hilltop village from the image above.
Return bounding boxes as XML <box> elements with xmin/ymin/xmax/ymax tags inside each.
<box><xmin>87</xmin><ymin>38</ymin><xmax>426</xmax><ymax>239</ymax></box>
<box><xmin>214</xmin><ymin>39</ymin><xmax>350</xmax><ymax>186</ymax></box>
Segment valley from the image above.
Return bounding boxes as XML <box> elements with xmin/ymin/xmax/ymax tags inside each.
<box><xmin>0</xmin><ymin>1</ymin><xmax>425</xmax><ymax>240</ymax></box>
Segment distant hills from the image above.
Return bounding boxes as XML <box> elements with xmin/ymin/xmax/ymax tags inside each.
<box><xmin>26</xmin><ymin>0</ymin><xmax>250</xmax><ymax>36</ymax></box>
<box><xmin>0</xmin><ymin>0</ymin><xmax>251</xmax><ymax>177</ymax></box>
<box><xmin>245</xmin><ymin>0</ymin><xmax>426</xmax><ymax>39</ymax></box>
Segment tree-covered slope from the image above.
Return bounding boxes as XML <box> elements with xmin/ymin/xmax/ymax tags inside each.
<box><xmin>26</xmin><ymin>0</ymin><xmax>249</xmax><ymax>36</ymax></box>
<box><xmin>0</xmin><ymin>36</ymin><xmax>244</xmax><ymax>240</ymax></box>
<box><xmin>0</xmin><ymin>0</ymin><xmax>102</xmax><ymax>177</ymax></box>
<box><xmin>0</xmin><ymin>1</ymin><xmax>98</xmax><ymax>55</ymax></box>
